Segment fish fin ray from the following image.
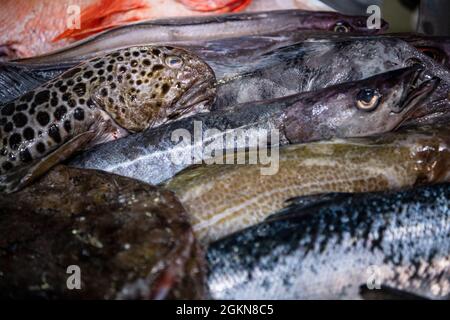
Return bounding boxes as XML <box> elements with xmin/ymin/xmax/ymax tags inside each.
<box><xmin>0</xmin><ymin>131</ymin><xmax>96</xmax><ymax>193</ymax></box>
<box><xmin>265</xmin><ymin>192</ymin><xmax>353</xmax><ymax>222</ymax></box>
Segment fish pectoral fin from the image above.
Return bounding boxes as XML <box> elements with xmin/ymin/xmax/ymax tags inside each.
<box><xmin>359</xmin><ymin>285</ymin><xmax>428</xmax><ymax>300</ymax></box>
<box><xmin>0</xmin><ymin>131</ymin><xmax>96</xmax><ymax>193</ymax></box>
<box><xmin>265</xmin><ymin>193</ymin><xmax>353</xmax><ymax>222</ymax></box>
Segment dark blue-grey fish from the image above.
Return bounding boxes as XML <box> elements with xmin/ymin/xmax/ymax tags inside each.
<box><xmin>207</xmin><ymin>183</ymin><xmax>450</xmax><ymax>300</ymax></box>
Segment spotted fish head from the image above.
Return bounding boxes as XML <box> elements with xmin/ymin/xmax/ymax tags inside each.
<box><xmin>91</xmin><ymin>46</ymin><xmax>216</xmax><ymax>132</ymax></box>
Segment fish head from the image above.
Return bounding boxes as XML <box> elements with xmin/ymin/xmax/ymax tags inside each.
<box><xmin>94</xmin><ymin>46</ymin><xmax>216</xmax><ymax>132</ymax></box>
<box><xmin>284</xmin><ymin>66</ymin><xmax>439</xmax><ymax>143</ymax></box>
<box><xmin>343</xmin><ymin>66</ymin><xmax>440</xmax><ymax>136</ymax></box>
<box><xmin>399</xmin><ymin>34</ymin><xmax>450</xmax><ymax>68</ymax></box>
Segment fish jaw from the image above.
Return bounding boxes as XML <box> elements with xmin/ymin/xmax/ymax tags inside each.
<box><xmin>92</xmin><ymin>46</ymin><xmax>216</xmax><ymax>132</ymax></box>
<box><xmin>163</xmin><ymin>76</ymin><xmax>217</xmax><ymax>123</ymax></box>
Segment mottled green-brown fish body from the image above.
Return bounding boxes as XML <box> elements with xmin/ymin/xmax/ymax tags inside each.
<box><xmin>0</xmin><ymin>45</ymin><xmax>216</xmax><ymax>193</ymax></box>
<box><xmin>165</xmin><ymin>127</ymin><xmax>450</xmax><ymax>243</ymax></box>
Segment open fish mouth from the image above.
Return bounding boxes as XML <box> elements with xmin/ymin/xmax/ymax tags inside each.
<box><xmin>394</xmin><ymin>68</ymin><xmax>440</xmax><ymax>115</ymax></box>
<box><xmin>169</xmin><ymin>77</ymin><xmax>217</xmax><ymax>120</ymax></box>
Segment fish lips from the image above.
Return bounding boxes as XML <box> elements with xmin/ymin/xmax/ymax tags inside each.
<box><xmin>392</xmin><ymin>68</ymin><xmax>440</xmax><ymax>116</ymax></box>
<box><xmin>169</xmin><ymin>77</ymin><xmax>216</xmax><ymax>120</ymax></box>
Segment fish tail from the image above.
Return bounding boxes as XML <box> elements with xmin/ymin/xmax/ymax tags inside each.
<box><xmin>52</xmin><ymin>0</ymin><xmax>151</xmax><ymax>42</ymax></box>
<box><xmin>0</xmin><ymin>63</ymin><xmax>44</xmax><ymax>104</ymax></box>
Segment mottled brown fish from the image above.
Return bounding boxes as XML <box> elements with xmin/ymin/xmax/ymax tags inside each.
<box><xmin>0</xmin><ymin>45</ymin><xmax>216</xmax><ymax>193</ymax></box>
<box><xmin>165</xmin><ymin>126</ymin><xmax>450</xmax><ymax>243</ymax></box>
<box><xmin>0</xmin><ymin>165</ymin><xmax>205</xmax><ymax>299</ymax></box>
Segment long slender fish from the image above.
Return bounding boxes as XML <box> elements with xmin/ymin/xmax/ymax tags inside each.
<box><xmin>15</xmin><ymin>10</ymin><xmax>388</xmax><ymax>65</ymax></box>
<box><xmin>207</xmin><ymin>183</ymin><xmax>450</xmax><ymax>300</ymax></box>
<box><xmin>0</xmin><ymin>45</ymin><xmax>216</xmax><ymax>193</ymax></box>
<box><xmin>0</xmin><ymin>165</ymin><xmax>205</xmax><ymax>299</ymax></box>
<box><xmin>165</xmin><ymin>127</ymin><xmax>450</xmax><ymax>243</ymax></box>
<box><xmin>3</xmin><ymin>37</ymin><xmax>449</xmax><ymax>111</ymax></box>
<box><xmin>70</xmin><ymin>66</ymin><xmax>437</xmax><ymax>186</ymax></box>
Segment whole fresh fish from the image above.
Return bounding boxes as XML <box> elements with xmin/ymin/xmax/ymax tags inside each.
<box><xmin>4</xmin><ymin>37</ymin><xmax>449</xmax><ymax>111</ymax></box>
<box><xmin>0</xmin><ymin>45</ymin><xmax>215</xmax><ymax>193</ymax></box>
<box><xmin>165</xmin><ymin>126</ymin><xmax>450</xmax><ymax>243</ymax></box>
<box><xmin>0</xmin><ymin>165</ymin><xmax>205</xmax><ymax>299</ymax></box>
<box><xmin>16</xmin><ymin>10</ymin><xmax>388</xmax><ymax>65</ymax></box>
<box><xmin>207</xmin><ymin>183</ymin><xmax>450</xmax><ymax>300</ymax></box>
<box><xmin>70</xmin><ymin>66</ymin><xmax>437</xmax><ymax>186</ymax></box>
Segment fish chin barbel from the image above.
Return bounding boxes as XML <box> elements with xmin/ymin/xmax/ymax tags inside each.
<box><xmin>0</xmin><ymin>45</ymin><xmax>216</xmax><ymax>193</ymax></box>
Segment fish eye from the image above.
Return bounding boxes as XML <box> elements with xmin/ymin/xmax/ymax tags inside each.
<box><xmin>356</xmin><ymin>88</ymin><xmax>381</xmax><ymax>111</ymax></box>
<box><xmin>165</xmin><ymin>56</ymin><xmax>183</xmax><ymax>69</ymax></box>
<box><xmin>333</xmin><ymin>21</ymin><xmax>351</xmax><ymax>33</ymax></box>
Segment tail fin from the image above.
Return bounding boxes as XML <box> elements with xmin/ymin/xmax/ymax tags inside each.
<box><xmin>53</xmin><ymin>0</ymin><xmax>151</xmax><ymax>42</ymax></box>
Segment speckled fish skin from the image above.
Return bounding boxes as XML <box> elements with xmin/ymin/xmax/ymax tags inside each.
<box><xmin>16</xmin><ymin>10</ymin><xmax>388</xmax><ymax>65</ymax></box>
<box><xmin>0</xmin><ymin>165</ymin><xmax>205</xmax><ymax>299</ymax></box>
<box><xmin>165</xmin><ymin>127</ymin><xmax>450</xmax><ymax>243</ymax></box>
<box><xmin>3</xmin><ymin>36</ymin><xmax>450</xmax><ymax>109</ymax></box>
<box><xmin>207</xmin><ymin>183</ymin><xmax>450</xmax><ymax>300</ymax></box>
<box><xmin>0</xmin><ymin>45</ymin><xmax>215</xmax><ymax>193</ymax></box>
<box><xmin>392</xmin><ymin>33</ymin><xmax>450</xmax><ymax>70</ymax></box>
<box><xmin>69</xmin><ymin>66</ymin><xmax>435</xmax><ymax>186</ymax></box>
<box><xmin>212</xmin><ymin>37</ymin><xmax>450</xmax><ymax>110</ymax></box>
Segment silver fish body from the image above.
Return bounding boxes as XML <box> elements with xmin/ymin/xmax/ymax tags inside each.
<box><xmin>207</xmin><ymin>183</ymin><xmax>450</xmax><ymax>300</ymax></box>
<box><xmin>70</xmin><ymin>66</ymin><xmax>437</xmax><ymax>185</ymax></box>
<box><xmin>16</xmin><ymin>10</ymin><xmax>388</xmax><ymax>65</ymax></box>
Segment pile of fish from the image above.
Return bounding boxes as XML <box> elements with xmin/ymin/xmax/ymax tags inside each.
<box><xmin>0</xmin><ymin>8</ymin><xmax>449</xmax><ymax>300</ymax></box>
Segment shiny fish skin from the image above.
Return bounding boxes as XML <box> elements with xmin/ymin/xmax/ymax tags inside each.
<box><xmin>70</xmin><ymin>66</ymin><xmax>435</xmax><ymax>185</ymax></box>
<box><xmin>212</xmin><ymin>37</ymin><xmax>450</xmax><ymax>110</ymax></box>
<box><xmin>0</xmin><ymin>45</ymin><xmax>215</xmax><ymax>193</ymax></box>
<box><xmin>3</xmin><ymin>37</ymin><xmax>449</xmax><ymax>111</ymax></box>
<box><xmin>207</xmin><ymin>183</ymin><xmax>450</xmax><ymax>300</ymax></box>
<box><xmin>165</xmin><ymin>127</ymin><xmax>450</xmax><ymax>243</ymax></box>
<box><xmin>16</xmin><ymin>10</ymin><xmax>388</xmax><ymax>65</ymax></box>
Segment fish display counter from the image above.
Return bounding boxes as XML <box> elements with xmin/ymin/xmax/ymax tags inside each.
<box><xmin>0</xmin><ymin>0</ymin><xmax>449</xmax><ymax>301</ymax></box>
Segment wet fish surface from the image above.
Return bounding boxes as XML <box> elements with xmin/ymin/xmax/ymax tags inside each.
<box><xmin>70</xmin><ymin>66</ymin><xmax>436</xmax><ymax>186</ymax></box>
<box><xmin>16</xmin><ymin>10</ymin><xmax>388</xmax><ymax>65</ymax></box>
<box><xmin>0</xmin><ymin>45</ymin><xmax>215</xmax><ymax>193</ymax></box>
<box><xmin>207</xmin><ymin>183</ymin><xmax>450</xmax><ymax>300</ymax></box>
<box><xmin>0</xmin><ymin>165</ymin><xmax>205</xmax><ymax>299</ymax></box>
<box><xmin>3</xmin><ymin>37</ymin><xmax>449</xmax><ymax>111</ymax></box>
<box><xmin>165</xmin><ymin>127</ymin><xmax>450</xmax><ymax>243</ymax></box>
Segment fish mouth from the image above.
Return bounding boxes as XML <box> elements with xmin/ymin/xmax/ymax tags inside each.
<box><xmin>393</xmin><ymin>68</ymin><xmax>440</xmax><ymax>115</ymax></box>
<box><xmin>169</xmin><ymin>77</ymin><xmax>216</xmax><ymax>120</ymax></box>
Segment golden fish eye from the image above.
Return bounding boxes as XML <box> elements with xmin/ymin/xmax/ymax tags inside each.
<box><xmin>333</xmin><ymin>21</ymin><xmax>351</xmax><ymax>33</ymax></box>
<box><xmin>356</xmin><ymin>88</ymin><xmax>381</xmax><ymax>111</ymax></box>
<box><xmin>165</xmin><ymin>56</ymin><xmax>183</xmax><ymax>69</ymax></box>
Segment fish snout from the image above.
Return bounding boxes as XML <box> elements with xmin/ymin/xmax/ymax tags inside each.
<box><xmin>394</xmin><ymin>67</ymin><xmax>440</xmax><ymax>114</ymax></box>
